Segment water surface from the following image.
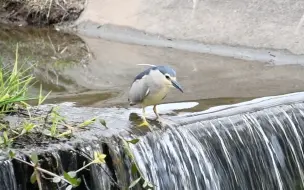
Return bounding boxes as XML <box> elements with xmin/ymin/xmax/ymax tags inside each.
<box><xmin>1</xmin><ymin>24</ymin><xmax>304</xmax><ymax>114</ymax></box>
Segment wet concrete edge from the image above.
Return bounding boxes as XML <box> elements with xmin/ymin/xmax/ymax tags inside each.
<box><xmin>58</xmin><ymin>21</ymin><xmax>304</xmax><ymax>66</ymax></box>
<box><xmin>1</xmin><ymin>92</ymin><xmax>304</xmax><ymax>188</ymax></box>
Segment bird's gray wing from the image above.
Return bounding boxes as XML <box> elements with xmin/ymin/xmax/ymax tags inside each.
<box><xmin>128</xmin><ymin>79</ymin><xmax>150</xmax><ymax>105</ymax></box>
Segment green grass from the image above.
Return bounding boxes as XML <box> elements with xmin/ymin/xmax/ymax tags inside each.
<box><xmin>0</xmin><ymin>44</ymin><xmax>36</xmax><ymax>112</ymax></box>
<box><xmin>0</xmin><ymin>43</ymin><xmax>52</xmax><ymax>113</ymax></box>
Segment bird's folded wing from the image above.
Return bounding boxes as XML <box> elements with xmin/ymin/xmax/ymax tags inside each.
<box><xmin>128</xmin><ymin>79</ymin><xmax>150</xmax><ymax>104</ymax></box>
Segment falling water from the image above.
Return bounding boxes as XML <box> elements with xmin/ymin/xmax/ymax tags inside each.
<box><xmin>78</xmin><ymin>142</ymin><xmax>115</xmax><ymax>190</ymax></box>
<box><xmin>0</xmin><ymin>144</ymin><xmax>115</xmax><ymax>190</ymax></box>
<box><xmin>0</xmin><ymin>159</ymin><xmax>17</xmax><ymax>190</ymax></box>
<box><xmin>1</xmin><ymin>99</ymin><xmax>304</xmax><ymax>189</ymax></box>
<box><xmin>129</xmin><ymin>103</ymin><xmax>304</xmax><ymax>190</ymax></box>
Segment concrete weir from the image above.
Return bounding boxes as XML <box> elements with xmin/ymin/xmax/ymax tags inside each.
<box><xmin>1</xmin><ymin>92</ymin><xmax>304</xmax><ymax>189</ymax></box>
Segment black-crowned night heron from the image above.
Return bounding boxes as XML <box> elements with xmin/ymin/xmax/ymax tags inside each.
<box><xmin>128</xmin><ymin>65</ymin><xmax>183</xmax><ymax>126</ymax></box>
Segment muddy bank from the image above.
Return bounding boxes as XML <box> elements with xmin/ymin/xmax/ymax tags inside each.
<box><xmin>0</xmin><ymin>0</ymin><xmax>85</xmax><ymax>26</ymax></box>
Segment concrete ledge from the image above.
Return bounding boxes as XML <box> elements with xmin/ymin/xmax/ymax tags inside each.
<box><xmin>73</xmin><ymin>0</ymin><xmax>304</xmax><ymax>54</ymax></box>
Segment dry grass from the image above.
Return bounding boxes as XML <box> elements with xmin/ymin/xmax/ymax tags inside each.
<box><xmin>0</xmin><ymin>0</ymin><xmax>86</xmax><ymax>26</ymax></box>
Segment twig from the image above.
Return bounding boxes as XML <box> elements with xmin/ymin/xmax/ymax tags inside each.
<box><xmin>55</xmin><ymin>0</ymin><xmax>67</xmax><ymax>11</ymax></box>
<box><xmin>47</xmin><ymin>0</ymin><xmax>54</xmax><ymax>21</ymax></box>
<box><xmin>47</xmin><ymin>33</ymin><xmax>57</xmax><ymax>54</ymax></box>
<box><xmin>35</xmin><ymin>170</ymin><xmax>43</xmax><ymax>190</ymax></box>
<box><xmin>13</xmin><ymin>157</ymin><xmax>71</xmax><ymax>185</ymax></box>
<box><xmin>75</xmin><ymin>162</ymin><xmax>93</xmax><ymax>174</ymax></box>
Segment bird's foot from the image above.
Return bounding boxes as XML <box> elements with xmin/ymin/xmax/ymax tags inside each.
<box><xmin>139</xmin><ymin>120</ymin><xmax>150</xmax><ymax>127</ymax></box>
<box><xmin>138</xmin><ymin>119</ymin><xmax>155</xmax><ymax>132</ymax></box>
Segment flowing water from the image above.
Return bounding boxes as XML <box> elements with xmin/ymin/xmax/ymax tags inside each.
<box><xmin>129</xmin><ymin>102</ymin><xmax>304</xmax><ymax>190</ymax></box>
<box><xmin>0</xmin><ymin>159</ymin><xmax>17</xmax><ymax>190</ymax></box>
<box><xmin>2</xmin><ymin>24</ymin><xmax>304</xmax><ymax>190</ymax></box>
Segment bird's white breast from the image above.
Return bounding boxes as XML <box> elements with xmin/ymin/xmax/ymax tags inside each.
<box><xmin>143</xmin><ymin>86</ymin><xmax>170</xmax><ymax>106</ymax></box>
<box><xmin>142</xmin><ymin>69</ymin><xmax>171</xmax><ymax>106</ymax></box>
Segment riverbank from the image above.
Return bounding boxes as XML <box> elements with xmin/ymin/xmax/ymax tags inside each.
<box><xmin>2</xmin><ymin>0</ymin><xmax>304</xmax><ymax>55</ymax></box>
<box><xmin>2</xmin><ymin>0</ymin><xmax>304</xmax><ymax>56</ymax></box>
<box><xmin>0</xmin><ymin>0</ymin><xmax>85</xmax><ymax>26</ymax></box>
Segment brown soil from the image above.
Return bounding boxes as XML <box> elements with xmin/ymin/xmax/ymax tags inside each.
<box><xmin>0</xmin><ymin>0</ymin><xmax>86</xmax><ymax>26</ymax></box>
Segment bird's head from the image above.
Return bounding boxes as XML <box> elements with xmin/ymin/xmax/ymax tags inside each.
<box><xmin>156</xmin><ymin>66</ymin><xmax>183</xmax><ymax>93</ymax></box>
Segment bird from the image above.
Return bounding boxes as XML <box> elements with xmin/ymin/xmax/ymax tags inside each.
<box><xmin>128</xmin><ymin>65</ymin><xmax>184</xmax><ymax>126</ymax></box>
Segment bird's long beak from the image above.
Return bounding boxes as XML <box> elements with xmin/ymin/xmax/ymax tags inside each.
<box><xmin>171</xmin><ymin>80</ymin><xmax>183</xmax><ymax>93</ymax></box>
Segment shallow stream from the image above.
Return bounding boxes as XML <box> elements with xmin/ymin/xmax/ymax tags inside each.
<box><xmin>3</xmin><ymin>24</ymin><xmax>304</xmax><ymax>113</ymax></box>
<box><xmin>2</xmin><ymin>24</ymin><xmax>304</xmax><ymax>190</ymax></box>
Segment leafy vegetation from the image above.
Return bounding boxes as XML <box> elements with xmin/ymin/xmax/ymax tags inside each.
<box><xmin>0</xmin><ymin>44</ymin><xmax>35</xmax><ymax>112</ymax></box>
<box><xmin>0</xmin><ymin>44</ymin><xmax>80</xmax><ymax>147</ymax></box>
<box><xmin>0</xmin><ymin>44</ymin><xmax>154</xmax><ymax>189</ymax></box>
<box><xmin>0</xmin><ymin>45</ymin><xmax>108</xmax><ymax>189</ymax></box>
<box><xmin>9</xmin><ymin>150</ymin><xmax>107</xmax><ymax>189</ymax></box>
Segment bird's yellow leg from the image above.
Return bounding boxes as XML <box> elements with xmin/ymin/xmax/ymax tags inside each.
<box><xmin>153</xmin><ymin>105</ymin><xmax>160</xmax><ymax>119</ymax></box>
<box><xmin>139</xmin><ymin>107</ymin><xmax>149</xmax><ymax>127</ymax></box>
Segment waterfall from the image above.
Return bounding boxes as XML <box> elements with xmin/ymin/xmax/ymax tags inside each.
<box><xmin>129</xmin><ymin>103</ymin><xmax>304</xmax><ymax>190</ymax></box>
<box><xmin>79</xmin><ymin>142</ymin><xmax>115</xmax><ymax>189</ymax></box>
<box><xmin>1</xmin><ymin>93</ymin><xmax>304</xmax><ymax>189</ymax></box>
<box><xmin>0</xmin><ymin>159</ymin><xmax>17</xmax><ymax>190</ymax></box>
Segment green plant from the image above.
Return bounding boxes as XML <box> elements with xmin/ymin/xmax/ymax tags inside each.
<box><xmin>9</xmin><ymin>150</ymin><xmax>107</xmax><ymax>190</ymax></box>
<box><xmin>0</xmin><ymin>131</ymin><xmax>13</xmax><ymax>147</ymax></box>
<box><xmin>21</xmin><ymin>121</ymin><xmax>36</xmax><ymax>135</ymax></box>
<box><xmin>78</xmin><ymin>117</ymin><xmax>97</xmax><ymax>128</ymax></box>
<box><xmin>38</xmin><ymin>83</ymin><xmax>52</xmax><ymax>106</ymax></box>
<box><xmin>47</xmin><ymin>107</ymin><xmax>100</xmax><ymax>138</ymax></box>
<box><xmin>49</xmin><ymin>106</ymin><xmax>65</xmax><ymax>137</ymax></box>
<box><xmin>0</xmin><ymin>43</ymin><xmax>53</xmax><ymax>148</ymax></box>
<box><xmin>0</xmin><ymin>44</ymin><xmax>35</xmax><ymax>112</ymax></box>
